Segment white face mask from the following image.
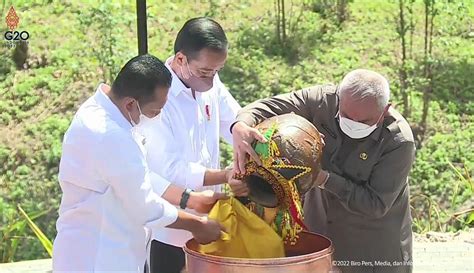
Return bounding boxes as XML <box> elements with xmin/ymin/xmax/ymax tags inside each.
<box><xmin>179</xmin><ymin>60</ymin><xmax>214</xmax><ymax>92</ymax></box>
<box><xmin>128</xmin><ymin>102</ymin><xmax>161</xmax><ymax>128</ymax></box>
<box><xmin>338</xmin><ymin>111</ymin><xmax>383</xmax><ymax>139</ymax></box>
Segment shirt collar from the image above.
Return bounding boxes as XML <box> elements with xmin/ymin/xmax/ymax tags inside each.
<box><xmin>370</xmin><ymin>124</ymin><xmax>383</xmax><ymax>140</ymax></box>
<box><xmin>93</xmin><ymin>83</ymin><xmax>132</xmax><ymax>130</ymax></box>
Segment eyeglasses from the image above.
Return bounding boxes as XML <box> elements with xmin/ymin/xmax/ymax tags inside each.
<box><xmin>185</xmin><ymin>59</ymin><xmax>221</xmax><ymax>79</ymax></box>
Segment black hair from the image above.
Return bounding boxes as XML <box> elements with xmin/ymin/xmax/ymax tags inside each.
<box><xmin>174</xmin><ymin>17</ymin><xmax>228</xmax><ymax>60</ymax></box>
<box><xmin>112</xmin><ymin>54</ymin><xmax>172</xmax><ymax>103</ymax></box>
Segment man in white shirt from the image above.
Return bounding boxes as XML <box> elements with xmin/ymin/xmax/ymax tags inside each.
<box><xmin>143</xmin><ymin>18</ymin><xmax>241</xmax><ymax>273</ymax></box>
<box><xmin>53</xmin><ymin>54</ymin><xmax>227</xmax><ymax>272</ymax></box>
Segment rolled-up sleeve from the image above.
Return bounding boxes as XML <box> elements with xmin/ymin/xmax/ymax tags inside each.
<box><xmin>144</xmin><ymin>113</ymin><xmax>205</xmax><ymax>191</ymax></box>
<box><xmin>148</xmin><ymin>171</ymin><xmax>172</xmax><ymax>198</ymax></box>
<box><xmin>94</xmin><ymin>130</ymin><xmax>178</xmax><ymax>228</ymax></box>
<box><xmin>324</xmin><ymin>142</ymin><xmax>416</xmax><ymax>219</ymax></box>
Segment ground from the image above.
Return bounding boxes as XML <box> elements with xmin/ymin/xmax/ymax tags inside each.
<box><xmin>412</xmin><ymin>229</ymin><xmax>473</xmax><ymax>272</ymax></box>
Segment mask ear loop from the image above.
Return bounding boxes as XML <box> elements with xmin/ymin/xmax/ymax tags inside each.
<box><xmin>128</xmin><ymin>100</ymin><xmax>143</xmax><ymax>127</ymax></box>
<box><xmin>126</xmin><ymin>100</ymin><xmax>139</xmax><ymax>126</ymax></box>
<box><xmin>335</xmin><ymin>91</ymin><xmax>341</xmax><ymax>119</ymax></box>
<box><xmin>185</xmin><ymin>60</ymin><xmax>193</xmax><ymax>77</ymax></box>
<box><xmin>376</xmin><ymin>103</ymin><xmax>391</xmax><ymax>125</ymax></box>
<box><xmin>136</xmin><ymin>101</ymin><xmax>143</xmax><ymax>116</ymax></box>
<box><xmin>179</xmin><ymin>56</ymin><xmax>193</xmax><ymax>80</ymax></box>
<box><xmin>128</xmin><ymin>110</ymin><xmax>137</xmax><ymax>127</ymax></box>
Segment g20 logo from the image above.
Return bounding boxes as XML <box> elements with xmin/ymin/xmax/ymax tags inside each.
<box><xmin>4</xmin><ymin>6</ymin><xmax>29</xmax><ymax>44</ymax></box>
<box><xmin>4</xmin><ymin>30</ymin><xmax>29</xmax><ymax>41</ymax></box>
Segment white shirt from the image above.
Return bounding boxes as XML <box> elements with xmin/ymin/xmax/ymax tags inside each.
<box><xmin>143</xmin><ymin>56</ymin><xmax>241</xmax><ymax>247</ymax></box>
<box><xmin>53</xmin><ymin>84</ymin><xmax>178</xmax><ymax>272</ymax></box>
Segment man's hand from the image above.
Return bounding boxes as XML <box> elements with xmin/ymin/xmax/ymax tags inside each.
<box><xmin>191</xmin><ymin>217</ymin><xmax>225</xmax><ymax>245</ymax></box>
<box><xmin>229</xmin><ymin>177</ymin><xmax>249</xmax><ymax>196</ymax></box>
<box><xmin>224</xmin><ymin>168</ymin><xmax>233</xmax><ymax>182</ymax></box>
<box><xmin>226</xmin><ymin>169</ymin><xmax>249</xmax><ymax>196</ymax></box>
<box><xmin>231</xmin><ymin>121</ymin><xmax>267</xmax><ymax>174</ymax></box>
<box><xmin>187</xmin><ymin>190</ymin><xmax>228</xmax><ymax>214</ymax></box>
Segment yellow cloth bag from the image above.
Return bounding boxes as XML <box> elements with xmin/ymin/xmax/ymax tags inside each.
<box><xmin>198</xmin><ymin>197</ymin><xmax>285</xmax><ymax>259</ymax></box>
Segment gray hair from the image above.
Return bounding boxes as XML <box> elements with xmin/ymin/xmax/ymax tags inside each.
<box><xmin>338</xmin><ymin>69</ymin><xmax>390</xmax><ymax>111</ymax></box>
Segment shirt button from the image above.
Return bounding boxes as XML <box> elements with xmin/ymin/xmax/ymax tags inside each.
<box><xmin>327</xmin><ymin>220</ymin><xmax>333</xmax><ymax>224</ymax></box>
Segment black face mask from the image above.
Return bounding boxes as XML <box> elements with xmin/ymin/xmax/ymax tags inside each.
<box><xmin>179</xmin><ymin>61</ymin><xmax>214</xmax><ymax>92</ymax></box>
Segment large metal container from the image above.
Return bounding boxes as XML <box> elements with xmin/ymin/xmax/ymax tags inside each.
<box><xmin>184</xmin><ymin>231</ymin><xmax>334</xmax><ymax>273</ymax></box>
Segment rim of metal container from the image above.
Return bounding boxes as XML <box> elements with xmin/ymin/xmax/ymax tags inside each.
<box><xmin>183</xmin><ymin>232</ymin><xmax>334</xmax><ymax>266</ymax></box>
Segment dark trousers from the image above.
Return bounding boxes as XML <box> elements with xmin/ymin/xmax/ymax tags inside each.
<box><xmin>149</xmin><ymin>239</ymin><xmax>185</xmax><ymax>273</ymax></box>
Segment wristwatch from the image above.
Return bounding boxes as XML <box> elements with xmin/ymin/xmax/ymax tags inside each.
<box><xmin>180</xmin><ymin>188</ymin><xmax>194</xmax><ymax>209</ymax></box>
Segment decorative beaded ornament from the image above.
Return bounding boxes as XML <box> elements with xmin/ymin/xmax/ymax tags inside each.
<box><xmin>234</xmin><ymin>114</ymin><xmax>324</xmax><ymax>245</ymax></box>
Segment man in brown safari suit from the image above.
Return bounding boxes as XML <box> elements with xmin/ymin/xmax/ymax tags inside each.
<box><xmin>230</xmin><ymin>69</ymin><xmax>415</xmax><ymax>273</ymax></box>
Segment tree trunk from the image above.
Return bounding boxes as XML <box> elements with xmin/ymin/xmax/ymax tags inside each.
<box><xmin>337</xmin><ymin>0</ymin><xmax>348</xmax><ymax>25</ymax></box>
<box><xmin>281</xmin><ymin>0</ymin><xmax>286</xmax><ymax>45</ymax></box>
<box><xmin>420</xmin><ymin>0</ymin><xmax>435</xmax><ymax>141</ymax></box>
<box><xmin>398</xmin><ymin>0</ymin><xmax>410</xmax><ymax>117</ymax></box>
<box><xmin>408</xmin><ymin>1</ymin><xmax>415</xmax><ymax>59</ymax></box>
<box><xmin>275</xmin><ymin>0</ymin><xmax>281</xmax><ymax>44</ymax></box>
<box><xmin>13</xmin><ymin>41</ymin><xmax>28</xmax><ymax>70</ymax></box>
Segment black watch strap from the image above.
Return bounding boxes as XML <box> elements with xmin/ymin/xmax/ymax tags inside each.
<box><xmin>180</xmin><ymin>188</ymin><xmax>193</xmax><ymax>209</ymax></box>
<box><xmin>229</xmin><ymin>121</ymin><xmax>239</xmax><ymax>134</ymax></box>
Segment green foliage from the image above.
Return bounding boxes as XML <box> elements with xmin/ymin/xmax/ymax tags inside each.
<box><xmin>0</xmin><ymin>0</ymin><xmax>472</xmax><ymax>262</ymax></box>
<box><xmin>76</xmin><ymin>1</ymin><xmax>133</xmax><ymax>84</ymax></box>
<box><xmin>0</xmin><ymin>203</ymin><xmax>50</xmax><ymax>262</ymax></box>
<box><xmin>410</xmin><ymin>116</ymin><xmax>473</xmax><ymax>232</ymax></box>
<box><xmin>311</xmin><ymin>0</ymin><xmax>353</xmax><ymax>26</ymax></box>
<box><xmin>410</xmin><ymin>160</ymin><xmax>473</xmax><ymax>233</ymax></box>
<box><xmin>220</xmin><ymin>140</ymin><xmax>233</xmax><ymax>169</ymax></box>
<box><xmin>0</xmin><ymin>48</ymin><xmax>14</xmax><ymax>82</ymax></box>
<box><xmin>18</xmin><ymin>205</ymin><xmax>53</xmax><ymax>257</ymax></box>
